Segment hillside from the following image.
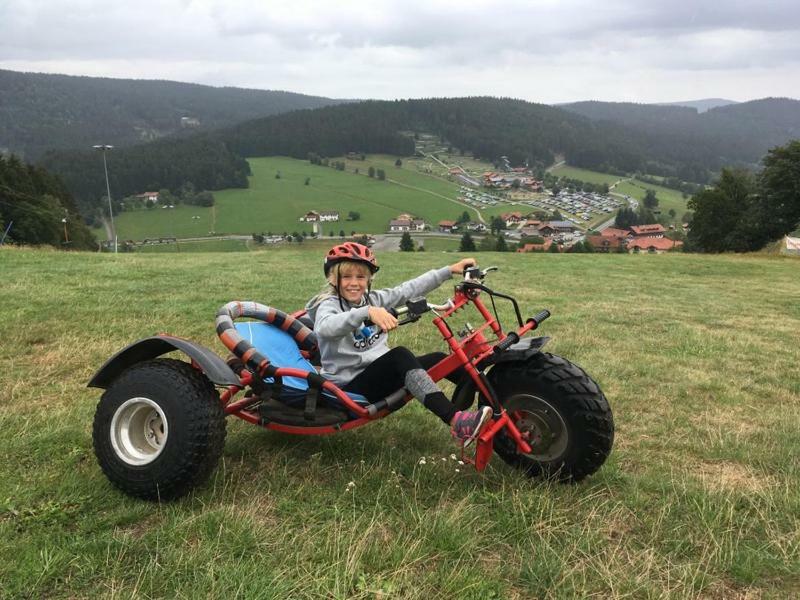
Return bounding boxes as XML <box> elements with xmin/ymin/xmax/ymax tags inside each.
<box><xmin>561</xmin><ymin>98</ymin><xmax>800</xmax><ymax>179</ymax></box>
<box><xmin>42</xmin><ymin>97</ymin><xmax>649</xmax><ymax>213</ymax></box>
<box><xmin>36</xmin><ymin>95</ymin><xmax>800</xmax><ymax>220</ymax></box>
<box><xmin>0</xmin><ymin>154</ymin><xmax>96</xmax><ymax>249</ymax></box>
<box><xmin>656</xmin><ymin>98</ymin><xmax>738</xmax><ymax>112</ymax></box>
<box><xmin>0</xmin><ymin>69</ymin><xmax>346</xmax><ymax>160</ymax></box>
<box><xmin>1</xmin><ymin>246</ymin><xmax>799</xmax><ymax>597</ymax></box>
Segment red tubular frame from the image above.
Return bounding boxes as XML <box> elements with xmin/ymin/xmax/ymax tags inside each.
<box><xmin>216</xmin><ymin>283</ymin><xmax>541</xmax><ymax>467</ymax></box>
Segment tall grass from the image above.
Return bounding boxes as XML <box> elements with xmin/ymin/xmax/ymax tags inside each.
<box><xmin>1</xmin><ymin>246</ymin><xmax>798</xmax><ymax>598</ymax></box>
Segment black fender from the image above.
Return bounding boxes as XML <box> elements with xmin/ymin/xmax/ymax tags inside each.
<box><xmin>87</xmin><ymin>334</ymin><xmax>242</xmax><ymax>389</ymax></box>
<box><xmin>451</xmin><ymin>336</ymin><xmax>550</xmax><ymax>410</ymax></box>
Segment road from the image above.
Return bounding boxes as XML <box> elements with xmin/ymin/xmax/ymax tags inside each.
<box><xmin>372</xmin><ymin>232</ymin><xmax>467</xmax><ymax>252</ymax></box>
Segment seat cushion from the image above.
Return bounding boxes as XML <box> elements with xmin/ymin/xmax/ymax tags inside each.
<box><xmin>234</xmin><ymin>321</ymin><xmax>367</xmax><ymax>407</ymax></box>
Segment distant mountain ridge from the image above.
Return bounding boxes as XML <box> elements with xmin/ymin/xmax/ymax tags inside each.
<box><xmin>42</xmin><ymin>97</ymin><xmax>651</xmax><ymax>213</ymax></box>
<box><xmin>0</xmin><ymin>69</ymin><xmax>347</xmax><ymax>159</ymax></box>
<box><xmin>42</xmin><ymin>95</ymin><xmax>800</xmax><ymax>218</ymax></box>
<box><xmin>560</xmin><ymin>97</ymin><xmax>800</xmax><ymax>176</ymax></box>
<box><xmin>656</xmin><ymin>98</ymin><xmax>738</xmax><ymax>112</ymax></box>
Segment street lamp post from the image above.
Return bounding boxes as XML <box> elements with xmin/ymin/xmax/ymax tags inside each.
<box><xmin>93</xmin><ymin>144</ymin><xmax>116</xmax><ymax>253</ymax></box>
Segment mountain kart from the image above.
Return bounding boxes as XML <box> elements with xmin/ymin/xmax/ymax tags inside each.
<box><xmin>89</xmin><ymin>266</ymin><xmax>614</xmax><ymax>500</ymax></box>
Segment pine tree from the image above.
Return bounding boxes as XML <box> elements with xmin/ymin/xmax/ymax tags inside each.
<box><xmin>399</xmin><ymin>232</ymin><xmax>415</xmax><ymax>251</ymax></box>
<box><xmin>459</xmin><ymin>232</ymin><xmax>476</xmax><ymax>252</ymax></box>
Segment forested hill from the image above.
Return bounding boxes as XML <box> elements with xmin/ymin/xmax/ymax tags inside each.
<box><xmin>41</xmin><ymin>96</ymin><xmax>800</xmax><ymax>218</ymax></box>
<box><xmin>561</xmin><ymin>98</ymin><xmax>800</xmax><ymax>179</ymax></box>
<box><xmin>0</xmin><ymin>69</ymin><xmax>346</xmax><ymax>159</ymax></box>
<box><xmin>40</xmin><ymin>134</ymin><xmax>251</xmax><ymax>218</ymax></box>
<box><xmin>0</xmin><ymin>154</ymin><xmax>96</xmax><ymax>249</ymax></box>
<box><xmin>42</xmin><ymin>97</ymin><xmax>651</xmax><ymax>214</ymax></box>
<box><xmin>221</xmin><ymin>97</ymin><xmax>645</xmax><ymax>174</ymax></box>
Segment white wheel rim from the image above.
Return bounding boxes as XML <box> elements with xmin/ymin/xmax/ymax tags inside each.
<box><xmin>110</xmin><ymin>397</ymin><xmax>169</xmax><ymax>465</ymax></box>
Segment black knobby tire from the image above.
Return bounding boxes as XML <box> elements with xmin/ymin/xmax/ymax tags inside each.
<box><xmin>92</xmin><ymin>358</ymin><xmax>226</xmax><ymax>501</ymax></box>
<box><xmin>486</xmin><ymin>353</ymin><xmax>614</xmax><ymax>482</ymax></box>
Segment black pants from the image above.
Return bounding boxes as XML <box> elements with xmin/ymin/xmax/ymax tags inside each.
<box><xmin>343</xmin><ymin>347</ymin><xmax>466</xmax><ymax>423</ymax></box>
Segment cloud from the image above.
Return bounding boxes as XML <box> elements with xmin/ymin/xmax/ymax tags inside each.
<box><xmin>1</xmin><ymin>0</ymin><xmax>798</xmax><ymax>103</ymax></box>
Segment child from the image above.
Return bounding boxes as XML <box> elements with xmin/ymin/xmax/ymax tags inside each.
<box><xmin>305</xmin><ymin>242</ymin><xmax>493</xmax><ymax>447</ymax></box>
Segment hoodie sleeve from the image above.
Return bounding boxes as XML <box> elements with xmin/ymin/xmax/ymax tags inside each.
<box><xmin>314</xmin><ymin>298</ymin><xmax>371</xmax><ymax>339</ymax></box>
<box><xmin>369</xmin><ymin>266</ymin><xmax>452</xmax><ymax>309</ymax></box>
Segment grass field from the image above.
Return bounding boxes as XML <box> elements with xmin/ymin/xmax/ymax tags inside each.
<box><xmin>1</xmin><ymin>246</ymin><xmax>799</xmax><ymax>598</ymax></box>
<box><xmin>612</xmin><ymin>180</ymin><xmax>689</xmax><ymax>221</ymax></box>
<box><xmin>549</xmin><ymin>165</ymin><xmax>627</xmax><ymax>186</ymax></box>
<box><xmin>101</xmin><ymin>156</ymin><xmax>473</xmax><ymax>242</ymax></box>
<box><xmin>98</xmin><ymin>155</ymin><xmax>695</xmax><ymax>246</ymax></box>
<box><xmin>136</xmin><ymin>239</ymin><xmax>252</xmax><ymax>253</ymax></box>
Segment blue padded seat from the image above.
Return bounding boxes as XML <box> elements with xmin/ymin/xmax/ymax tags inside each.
<box><xmin>234</xmin><ymin>321</ymin><xmax>368</xmax><ymax>409</ymax></box>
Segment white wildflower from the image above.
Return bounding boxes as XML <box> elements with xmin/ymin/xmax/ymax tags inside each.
<box><xmin>450</xmin><ymin>454</ymin><xmax>457</xmax><ymax>461</ymax></box>
<box><xmin>458</xmin><ymin>460</ymin><xmax>464</xmax><ymax>465</ymax></box>
<box><xmin>418</xmin><ymin>458</ymin><xmax>427</xmax><ymax>465</ymax></box>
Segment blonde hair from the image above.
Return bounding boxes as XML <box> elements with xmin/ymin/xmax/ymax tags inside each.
<box><xmin>308</xmin><ymin>260</ymin><xmax>374</xmax><ymax>308</ymax></box>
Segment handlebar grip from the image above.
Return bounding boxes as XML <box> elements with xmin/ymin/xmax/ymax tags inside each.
<box><xmin>527</xmin><ymin>310</ymin><xmax>551</xmax><ymax>328</ymax></box>
<box><xmin>493</xmin><ymin>332</ymin><xmax>520</xmax><ymax>354</ymax></box>
<box><xmin>362</xmin><ymin>307</ymin><xmax>400</xmax><ymax>329</ymax></box>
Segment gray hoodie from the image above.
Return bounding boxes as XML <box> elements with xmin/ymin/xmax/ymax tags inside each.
<box><xmin>305</xmin><ymin>266</ymin><xmax>453</xmax><ymax>386</ymax></box>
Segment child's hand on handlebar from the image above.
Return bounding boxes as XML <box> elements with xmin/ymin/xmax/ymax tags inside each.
<box><xmin>449</xmin><ymin>257</ymin><xmax>476</xmax><ymax>274</ymax></box>
<box><xmin>368</xmin><ymin>306</ymin><xmax>399</xmax><ymax>332</ymax></box>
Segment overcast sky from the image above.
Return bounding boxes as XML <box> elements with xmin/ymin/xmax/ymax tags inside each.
<box><xmin>2</xmin><ymin>0</ymin><xmax>798</xmax><ymax>104</ymax></box>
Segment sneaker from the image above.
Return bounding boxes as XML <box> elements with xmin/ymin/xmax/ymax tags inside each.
<box><xmin>451</xmin><ymin>406</ymin><xmax>493</xmax><ymax>448</ymax></box>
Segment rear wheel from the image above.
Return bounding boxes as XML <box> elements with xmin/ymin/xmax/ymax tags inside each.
<box><xmin>486</xmin><ymin>353</ymin><xmax>614</xmax><ymax>482</ymax></box>
<box><xmin>92</xmin><ymin>358</ymin><xmax>226</xmax><ymax>501</ymax></box>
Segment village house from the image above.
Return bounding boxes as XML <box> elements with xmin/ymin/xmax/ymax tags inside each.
<box><xmin>586</xmin><ymin>234</ymin><xmax>626</xmax><ymax>253</ymax></box>
<box><xmin>600</xmin><ymin>227</ymin><xmax>630</xmax><ymax>239</ymax></box>
<box><xmin>519</xmin><ymin>226</ymin><xmax>542</xmax><ymax>238</ymax></box>
<box><xmin>389</xmin><ymin>218</ymin><xmax>426</xmax><ymax>232</ymax></box>
<box><xmin>517</xmin><ymin>239</ymin><xmax>555</xmax><ymax>252</ymax></box>
<box><xmin>521</xmin><ymin>177</ymin><xmax>544</xmax><ymax>191</ymax></box>
<box><xmin>501</xmin><ymin>212</ymin><xmax>525</xmax><ymax>227</ymax></box>
<box><xmin>538</xmin><ymin>220</ymin><xmax>577</xmax><ymax>237</ymax></box>
<box><xmin>628</xmin><ymin>237</ymin><xmax>683</xmax><ymax>254</ymax></box>
<box><xmin>629</xmin><ymin>224</ymin><xmax>666</xmax><ymax>239</ymax></box>
<box><xmin>438</xmin><ymin>220</ymin><xmax>458</xmax><ymax>233</ymax></box>
<box><xmin>299</xmin><ymin>210</ymin><xmax>339</xmax><ymax>223</ymax></box>
<box><xmin>465</xmin><ymin>221</ymin><xmax>487</xmax><ymax>232</ymax></box>
<box><xmin>388</xmin><ymin>214</ymin><xmax>425</xmax><ymax>232</ymax></box>
<box><xmin>482</xmin><ymin>171</ymin><xmax>542</xmax><ymax>190</ymax></box>
<box><xmin>137</xmin><ymin>191</ymin><xmax>159</xmax><ymax>204</ymax></box>
<box><xmin>482</xmin><ymin>172</ymin><xmax>511</xmax><ymax>189</ymax></box>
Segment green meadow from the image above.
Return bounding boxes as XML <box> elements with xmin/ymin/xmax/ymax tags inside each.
<box><xmin>612</xmin><ymin>180</ymin><xmax>689</xmax><ymax>219</ymax></box>
<box><xmin>104</xmin><ymin>156</ymin><xmax>472</xmax><ymax>241</ymax></box>
<box><xmin>1</xmin><ymin>246</ymin><xmax>799</xmax><ymax>598</ymax></box>
<box><xmin>549</xmin><ymin>165</ymin><xmax>627</xmax><ymax>186</ymax></box>
<box><xmin>99</xmin><ymin>155</ymin><xmax>695</xmax><ymax>246</ymax></box>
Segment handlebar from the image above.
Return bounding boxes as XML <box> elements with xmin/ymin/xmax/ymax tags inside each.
<box><xmin>527</xmin><ymin>310</ymin><xmax>551</xmax><ymax>327</ymax></box>
<box><xmin>464</xmin><ymin>265</ymin><xmax>498</xmax><ymax>282</ymax></box>
<box><xmin>493</xmin><ymin>332</ymin><xmax>520</xmax><ymax>353</ymax></box>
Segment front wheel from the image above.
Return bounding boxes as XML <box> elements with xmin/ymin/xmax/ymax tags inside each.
<box><xmin>92</xmin><ymin>358</ymin><xmax>226</xmax><ymax>501</ymax></box>
<box><xmin>486</xmin><ymin>353</ymin><xmax>614</xmax><ymax>482</ymax></box>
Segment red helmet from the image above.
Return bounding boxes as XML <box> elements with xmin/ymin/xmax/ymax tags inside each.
<box><xmin>324</xmin><ymin>242</ymin><xmax>379</xmax><ymax>276</ymax></box>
